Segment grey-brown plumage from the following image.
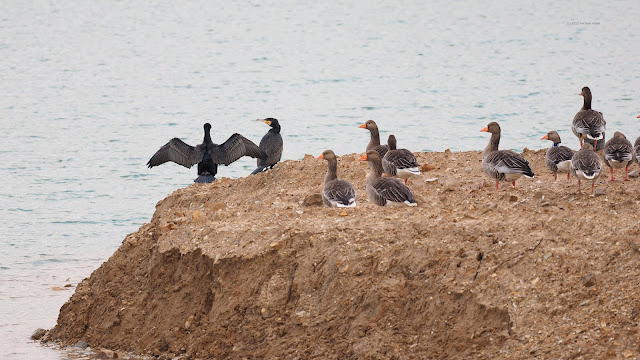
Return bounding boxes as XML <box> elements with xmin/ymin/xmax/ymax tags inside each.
<box><xmin>251</xmin><ymin>118</ymin><xmax>283</xmax><ymax>175</ymax></box>
<box><xmin>570</xmin><ymin>143</ymin><xmax>602</xmax><ymax>194</ymax></box>
<box><xmin>603</xmin><ymin>131</ymin><xmax>633</xmax><ymax>181</ymax></box>
<box><xmin>318</xmin><ymin>150</ymin><xmax>357</xmax><ymax>208</ymax></box>
<box><xmin>359</xmin><ymin>120</ymin><xmax>389</xmax><ymax>158</ymax></box>
<box><xmin>382</xmin><ymin>135</ymin><xmax>421</xmax><ymax>183</ymax></box>
<box><xmin>541</xmin><ymin>131</ymin><xmax>574</xmax><ymax>180</ymax></box>
<box><xmin>359</xmin><ymin>150</ymin><xmax>417</xmax><ymax>207</ymax></box>
<box><xmin>147</xmin><ymin>123</ymin><xmax>267</xmax><ymax>183</ymax></box>
<box><xmin>634</xmin><ymin>133</ymin><xmax>640</xmax><ymax>165</ymax></box>
<box><xmin>572</xmin><ymin>87</ymin><xmax>606</xmax><ymax>149</ymax></box>
<box><xmin>481</xmin><ymin>122</ymin><xmax>534</xmax><ymax>189</ymax></box>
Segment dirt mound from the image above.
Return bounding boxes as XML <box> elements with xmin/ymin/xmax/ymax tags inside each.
<box><xmin>48</xmin><ymin>150</ymin><xmax>640</xmax><ymax>359</ymax></box>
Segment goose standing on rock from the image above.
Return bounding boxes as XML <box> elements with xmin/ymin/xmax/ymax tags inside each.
<box><xmin>147</xmin><ymin>123</ymin><xmax>267</xmax><ymax>183</ymax></box>
<box><xmin>359</xmin><ymin>150</ymin><xmax>417</xmax><ymax>207</ymax></box>
<box><xmin>317</xmin><ymin>150</ymin><xmax>357</xmax><ymax>208</ymax></box>
<box><xmin>359</xmin><ymin>120</ymin><xmax>389</xmax><ymax>158</ymax></box>
<box><xmin>382</xmin><ymin>135</ymin><xmax>421</xmax><ymax>184</ymax></box>
<box><xmin>572</xmin><ymin>86</ymin><xmax>606</xmax><ymax>149</ymax></box>
<box><xmin>570</xmin><ymin>143</ymin><xmax>602</xmax><ymax>194</ymax></box>
<box><xmin>251</xmin><ymin>118</ymin><xmax>283</xmax><ymax>175</ymax></box>
<box><xmin>541</xmin><ymin>131</ymin><xmax>574</xmax><ymax>180</ymax></box>
<box><xmin>480</xmin><ymin>122</ymin><xmax>534</xmax><ymax>189</ymax></box>
<box><xmin>603</xmin><ymin>131</ymin><xmax>633</xmax><ymax>181</ymax></box>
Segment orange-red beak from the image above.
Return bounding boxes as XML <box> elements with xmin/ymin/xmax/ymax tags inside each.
<box><xmin>637</xmin><ymin>115</ymin><xmax>640</xmax><ymax>118</ymax></box>
<box><xmin>359</xmin><ymin>123</ymin><xmax>367</xmax><ymax>128</ymax></box>
<box><xmin>579</xmin><ymin>92</ymin><xmax>583</xmax><ymax>96</ymax></box>
<box><xmin>317</xmin><ymin>154</ymin><xmax>324</xmax><ymax>159</ymax></box>
<box><xmin>480</xmin><ymin>126</ymin><xmax>488</xmax><ymax>132</ymax></box>
<box><xmin>358</xmin><ymin>154</ymin><xmax>368</xmax><ymax>161</ymax></box>
<box><xmin>541</xmin><ymin>134</ymin><xmax>549</xmax><ymax>140</ymax></box>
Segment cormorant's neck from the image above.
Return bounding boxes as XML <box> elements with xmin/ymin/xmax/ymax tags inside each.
<box><xmin>270</xmin><ymin>124</ymin><xmax>281</xmax><ymax>133</ymax></box>
<box><xmin>582</xmin><ymin>94</ymin><xmax>592</xmax><ymax>110</ymax></box>
<box><xmin>484</xmin><ymin>131</ymin><xmax>500</xmax><ymax>155</ymax></box>
<box><xmin>367</xmin><ymin>128</ymin><xmax>381</xmax><ymax>151</ymax></box>
<box><xmin>324</xmin><ymin>158</ymin><xmax>338</xmax><ymax>183</ymax></box>
<box><xmin>203</xmin><ymin>127</ymin><xmax>212</xmax><ymax>142</ymax></box>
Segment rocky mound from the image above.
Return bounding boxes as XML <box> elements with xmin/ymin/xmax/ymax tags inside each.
<box><xmin>48</xmin><ymin>150</ymin><xmax>640</xmax><ymax>359</ymax></box>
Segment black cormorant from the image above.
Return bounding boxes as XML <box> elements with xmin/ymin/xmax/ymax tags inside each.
<box><xmin>251</xmin><ymin>118</ymin><xmax>283</xmax><ymax>175</ymax></box>
<box><xmin>147</xmin><ymin>123</ymin><xmax>266</xmax><ymax>183</ymax></box>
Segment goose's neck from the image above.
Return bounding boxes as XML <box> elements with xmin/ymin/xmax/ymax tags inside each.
<box><xmin>324</xmin><ymin>159</ymin><xmax>338</xmax><ymax>183</ymax></box>
<box><xmin>366</xmin><ymin>159</ymin><xmax>384</xmax><ymax>182</ymax></box>
<box><xmin>484</xmin><ymin>131</ymin><xmax>500</xmax><ymax>156</ymax></box>
<box><xmin>367</xmin><ymin>129</ymin><xmax>381</xmax><ymax>151</ymax></box>
<box><xmin>582</xmin><ymin>94</ymin><xmax>592</xmax><ymax>110</ymax></box>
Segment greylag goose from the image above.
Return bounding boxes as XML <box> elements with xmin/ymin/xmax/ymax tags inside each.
<box><xmin>570</xmin><ymin>143</ymin><xmax>602</xmax><ymax>194</ymax></box>
<box><xmin>541</xmin><ymin>131</ymin><xmax>574</xmax><ymax>180</ymax></box>
<box><xmin>359</xmin><ymin>120</ymin><xmax>389</xmax><ymax>158</ymax></box>
<box><xmin>251</xmin><ymin>118</ymin><xmax>283</xmax><ymax>175</ymax></box>
<box><xmin>571</xmin><ymin>86</ymin><xmax>606</xmax><ymax>149</ymax></box>
<box><xmin>147</xmin><ymin>123</ymin><xmax>266</xmax><ymax>183</ymax></box>
<box><xmin>382</xmin><ymin>135</ymin><xmax>421</xmax><ymax>184</ymax></box>
<box><xmin>317</xmin><ymin>150</ymin><xmax>357</xmax><ymax>208</ymax></box>
<box><xmin>603</xmin><ymin>131</ymin><xmax>633</xmax><ymax>181</ymax></box>
<box><xmin>480</xmin><ymin>122</ymin><xmax>534</xmax><ymax>189</ymax></box>
<box><xmin>635</xmin><ymin>115</ymin><xmax>640</xmax><ymax>164</ymax></box>
<box><xmin>359</xmin><ymin>150</ymin><xmax>417</xmax><ymax>207</ymax></box>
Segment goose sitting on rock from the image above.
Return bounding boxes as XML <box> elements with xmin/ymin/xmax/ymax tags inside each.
<box><xmin>147</xmin><ymin>123</ymin><xmax>267</xmax><ymax>183</ymax></box>
<box><xmin>603</xmin><ymin>131</ymin><xmax>633</xmax><ymax>181</ymax></box>
<box><xmin>541</xmin><ymin>131</ymin><xmax>574</xmax><ymax>180</ymax></box>
<box><xmin>382</xmin><ymin>135</ymin><xmax>421</xmax><ymax>184</ymax></box>
<box><xmin>251</xmin><ymin>118</ymin><xmax>283</xmax><ymax>175</ymax></box>
<box><xmin>480</xmin><ymin>122</ymin><xmax>534</xmax><ymax>189</ymax></box>
<box><xmin>359</xmin><ymin>150</ymin><xmax>417</xmax><ymax>207</ymax></box>
<box><xmin>359</xmin><ymin>120</ymin><xmax>389</xmax><ymax>158</ymax></box>
<box><xmin>570</xmin><ymin>143</ymin><xmax>602</xmax><ymax>195</ymax></box>
<box><xmin>572</xmin><ymin>86</ymin><xmax>606</xmax><ymax>149</ymax></box>
<box><xmin>635</xmin><ymin>115</ymin><xmax>640</xmax><ymax>164</ymax></box>
<box><xmin>317</xmin><ymin>150</ymin><xmax>357</xmax><ymax>208</ymax></box>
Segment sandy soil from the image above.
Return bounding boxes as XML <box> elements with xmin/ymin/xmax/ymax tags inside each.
<box><xmin>46</xmin><ymin>149</ymin><xmax>640</xmax><ymax>359</ymax></box>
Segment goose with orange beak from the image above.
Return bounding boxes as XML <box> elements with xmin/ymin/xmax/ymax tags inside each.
<box><xmin>359</xmin><ymin>150</ymin><xmax>417</xmax><ymax>207</ymax></box>
<box><xmin>359</xmin><ymin>120</ymin><xmax>389</xmax><ymax>158</ymax></box>
<box><xmin>572</xmin><ymin>86</ymin><xmax>606</xmax><ymax>149</ymax></box>
<box><xmin>635</xmin><ymin>115</ymin><xmax>640</xmax><ymax>165</ymax></box>
<box><xmin>480</xmin><ymin>122</ymin><xmax>534</xmax><ymax>189</ymax></box>
<box><xmin>570</xmin><ymin>143</ymin><xmax>602</xmax><ymax>194</ymax></box>
<box><xmin>541</xmin><ymin>131</ymin><xmax>574</xmax><ymax>180</ymax></box>
<box><xmin>382</xmin><ymin>135</ymin><xmax>421</xmax><ymax>184</ymax></box>
<box><xmin>603</xmin><ymin>131</ymin><xmax>633</xmax><ymax>181</ymax></box>
<box><xmin>317</xmin><ymin>150</ymin><xmax>357</xmax><ymax>207</ymax></box>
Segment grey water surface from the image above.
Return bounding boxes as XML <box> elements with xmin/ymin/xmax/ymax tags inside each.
<box><xmin>1</xmin><ymin>1</ymin><xmax>639</xmax><ymax>358</ymax></box>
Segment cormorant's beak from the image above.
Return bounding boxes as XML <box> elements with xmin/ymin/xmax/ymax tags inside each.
<box><xmin>317</xmin><ymin>154</ymin><xmax>324</xmax><ymax>159</ymax></box>
<box><xmin>359</xmin><ymin>123</ymin><xmax>367</xmax><ymax>129</ymax></box>
<box><xmin>480</xmin><ymin>126</ymin><xmax>489</xmax><ymax>132</ymax></box>
<box><xmin>358</xmin><ymin>154</ymin><xmax>368</xmax><ymax>161</ymax></box>
<box><xmin>257</xmin><ymin>118</ymin><xmax>272</xmax><ymax>125</ymax></box>
<box><xmin>541</xmin><ymin>134</ymin><xmax>549</xmax><ymax>140</ymax></box>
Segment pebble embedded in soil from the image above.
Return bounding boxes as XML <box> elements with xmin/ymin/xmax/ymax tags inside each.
<box><xmin>582</xmin><ymin>274</ymin><xmax>597</xmax><ymax>287</ymax></box>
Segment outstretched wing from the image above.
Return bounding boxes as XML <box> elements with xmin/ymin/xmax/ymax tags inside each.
<box><xmin>147</xmin><ymin>138</ymin><xmax>202</xmax><ymax>169</ymax></box>
<box><xmin>210</xmin><ymin>133</ymin><xmax>267</xmax><ymax>165</ymax></box>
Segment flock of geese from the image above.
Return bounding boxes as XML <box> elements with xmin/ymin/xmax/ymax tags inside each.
<box><xmin>147</xmin><ymin>86</ymin><xmax>640</xmax><ymax>207</ymax></box>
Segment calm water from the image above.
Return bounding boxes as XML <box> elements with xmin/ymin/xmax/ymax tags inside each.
<box><xmin>1</xmin><ymin>1</ymin><xmax>639</xmax><ymax>358</ymax></box>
